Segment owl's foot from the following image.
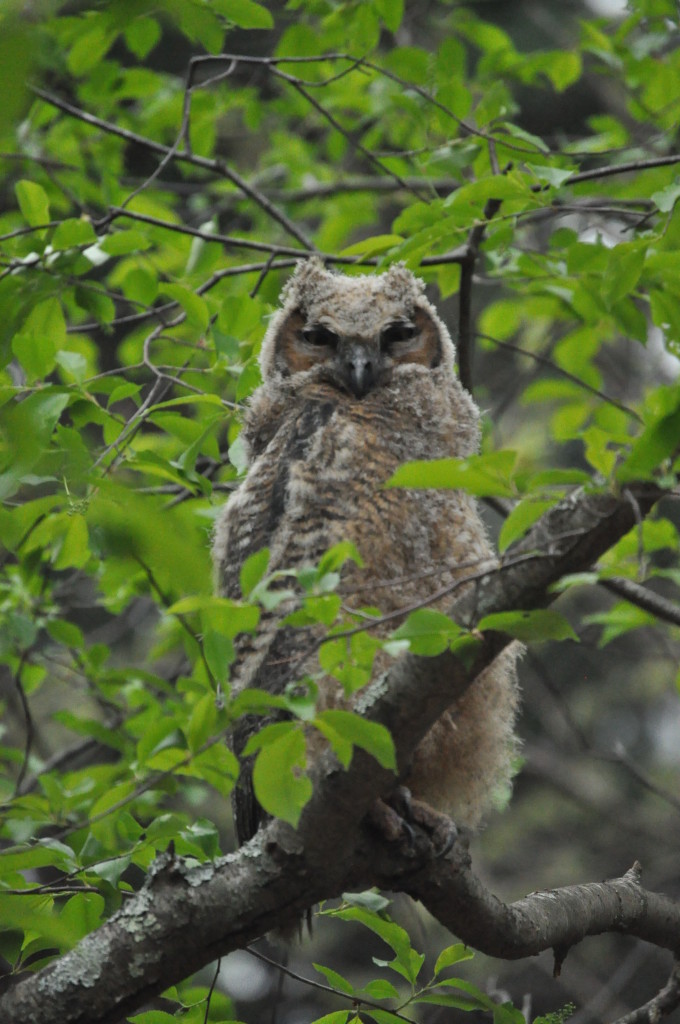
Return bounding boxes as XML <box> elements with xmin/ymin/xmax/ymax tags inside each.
<box><xmin>369</xmin><ymin>786</ymin><xmax>457</xmax><ymax>858</ymax></box>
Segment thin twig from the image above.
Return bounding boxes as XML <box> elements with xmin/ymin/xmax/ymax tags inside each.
<box><xmin>12</xmin><ymin>652</ymin><xmax>34</xmax><ymax>796</ymax></box>
<box><xmin>107</xmin><ymin>206</ymin><xmax>310</xmax><ymax>257</ymax></box>
<box><xmin>31</xmin><ymin>87</ymin><xmax>315</xmax><ymax>250</ymax></box>
<box><xmin>479</xmin><ymin>333</ymin><xmax>643</xmax><ymax>422</ymax></box>
<box><xmin>264</xmin><ymin>176</ymin><xmax>460</xmax><ymax>202</ymax></box>
<box><xmin>247</xmin><ymin>947</ymin><xmax>418</xmax><ymax>1024</ymax></box>
<box><xmin>273</xmin><ymin>68</ymin><xmax>427</xmax><ymax>200</ymax></box>
<box><xmin>457</xmin><ymin>192</ymin><xmax>504</xmax><ymax>393</ymax></box>
<box><xmin>599</xmin><ymin>576</ymin><xmax>680</xmax><ymax>628</ymax></box>
<box><xmin>203</xmin><ymin>958</ymin><xmax>222</xmax><ymax>1024</ymax></box>
<box><xmin>604</xmin><ymin>744</ymin><xmax>680</xmax><ymax>815</ymax></box>
<box><xmin>608</xmin><ymin>960</ymin><xmax>680</xmax><ymax>1024</ymax></box>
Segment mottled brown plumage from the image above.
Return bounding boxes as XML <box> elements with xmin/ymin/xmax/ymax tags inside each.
<box><xmin>213</xmin><ymin>258</ymin><xmax>519</xmax><ymax>846</ymax></box>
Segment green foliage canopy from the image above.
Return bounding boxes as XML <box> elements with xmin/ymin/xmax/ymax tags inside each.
<box><xmin>1</xmin><ymin>1</ymin><xmax>680</xmax><ymax>1021</ymax></box>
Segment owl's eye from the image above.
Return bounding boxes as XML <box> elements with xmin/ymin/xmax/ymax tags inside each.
<box><xmin>302</xmin><ymin>325</ymin><xmax>339</xmax><ymax>348</ymax></box>
<box><xmin>381</xmin><ymin>322</ymin><xmax>415</xmax><ymax>349</ymax></box>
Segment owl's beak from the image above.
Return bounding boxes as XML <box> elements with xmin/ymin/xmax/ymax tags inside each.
<box><xmin>341</xmin><ymin>341</ymin><xmax>380</xmax><ymax>398</ymax></box>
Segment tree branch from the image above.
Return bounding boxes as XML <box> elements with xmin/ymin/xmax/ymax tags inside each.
<box><xmin>31</xmin><ymin>88</ymin><xmax>314</xmax><ymax>251</ymax></box>
<box><xmin>610</xmin><ymin>960</ymin><xmax>680</xmax><ymax>1024</ymax></box>
<box><xmin>599</xmin><ymin>575</ymin><xmax>680</xmax><ymax>628</ymax></box>
<box><xmin>399</xmin><ymin>856</ymin><xmax>680</xmax><ymax>961</ymax></box>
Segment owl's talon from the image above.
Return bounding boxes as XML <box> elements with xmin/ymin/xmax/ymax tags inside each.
<box><xmin>387</xmin><ymin>784</ymin><xmax>413</xmax><ymax>821</ymax></box>
<box><xmin>368</xmin><ymin>796</ymin><xmax>417</xmax><ymax>852</ymax></box>
<box><xmin>369</xmin><ymin>791</ymin><xmax>458</xmax><ymax>859</ymax></box>
<box><xmin>412</xmin><ymin>797</ymin><xmax>457</xmax><ymax>856</ymax></box>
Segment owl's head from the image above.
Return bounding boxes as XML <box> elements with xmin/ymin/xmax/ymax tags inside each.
<box><xmin>259</xmin><ymin>258</ymin><xmax>456</xmax><ymax>398</ymax></box>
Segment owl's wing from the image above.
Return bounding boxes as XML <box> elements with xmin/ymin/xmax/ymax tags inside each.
<box><xmin>230</xmin><ymin>618</ymin><xmax>312</xmax><ymax>844</ymax></box>
<box><xmin>216</xmin><ymin>398</ymin><xmax>339</xmax><ymax>845</ymax></box>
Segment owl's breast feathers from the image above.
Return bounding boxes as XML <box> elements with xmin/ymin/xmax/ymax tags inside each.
<box><xmin>214</xmin><ymin>370</ymin><xmax>491</xmax><ymax>696</ymax></box>
<box><xmin>219</xmin><ymin>371</ymin><xmax>480</xmax><ymax>594</ymax></box>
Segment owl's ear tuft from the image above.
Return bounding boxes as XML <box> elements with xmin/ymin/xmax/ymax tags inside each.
<box><xmin>281</xmin><ymin>256</ymin><xmax>331</xmax><ymax>311</ymax></box>
<box><xmin>381</xmin><ymin>262</ymin><xmax>425</xmax><ymax>305</ymax></box>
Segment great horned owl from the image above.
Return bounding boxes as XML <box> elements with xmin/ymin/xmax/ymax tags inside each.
<box><xmin>213</xmin><ymin>258</ymin><xmax>519</xmax><ymax>847</ymax></box>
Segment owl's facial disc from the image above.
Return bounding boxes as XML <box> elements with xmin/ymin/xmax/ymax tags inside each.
<box><xmin>276</xmin><ymin>306</ymin><xmax>443</xmax><ymax>395</ymax></box>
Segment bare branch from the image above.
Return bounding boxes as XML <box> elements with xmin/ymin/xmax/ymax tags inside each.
<box><xmin>481</xmin><ymin>333</ymin><xmax>643</xmax><ymax>423</ymax></box>
<box><xmin>609</xmin><ymin>960</ymin><xmax>680</xmax><ymax>1024</ymax></box>
<box><xmin>31</xmin><ymin>87</ymin><xmax>315</xmax><ymax>250</ymax></box>
<box><xmin>401</xmin><ymin>856</ymin><xmax>680</xmax><ymax>961</ymax></box>
<box><xmin>599</xmin><ymin>575</ymin><xmax>680</xmax><ymax>628</ymax></box>
<box><xmin>457</xmin><ymin>194</ymin><xmax>504</xmax><ymax>393</ymax></box>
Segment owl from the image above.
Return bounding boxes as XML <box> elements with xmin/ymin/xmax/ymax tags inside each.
<box><xmin>213</xmin><ymin>258</ymin><xmax>519</xmax><ymax>848</ymax></box>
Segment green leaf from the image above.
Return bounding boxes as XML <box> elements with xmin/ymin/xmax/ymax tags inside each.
<box><xmin>121</xmin><ymin>265</ymin><xmax>158</xmax><ymax>305</ymax></box>
<box><xmin>12</xmin><ymin>298</ymin><xmax>66</xmax><ymax>382</ymax></box>
<box><xmin>434</xmin><ymin>943</ymin><xmax>475</xmax><ymax>974</ymax></box>
<box><xmin>162</xmin><ymin>284</ymin><xmax>210</xmax><ymax>332</ymax></box>
<box><xmin>373</xmin><ymin>0</ymin><xmax>404</xmax><ymax>32</ymax></box>
<box><xmin>167</xmin><ymin>596</ymin><xmax>260</xmax><ymax>637</ymax></box>
<box><xmin>46</xmin><ymin>618</ymin><xmax>85</xmax><ymax>649</ymax></box>
<box><xmin>498</xmin><ymin>499</ymin><xmax>555</xmax><ymax>551</ymax></box>
<box><xmin>67</xmin><ymin>24</ymin><xmax>115</xmax><ymax>74</ymax></box>
<box><xmin>315</xmin><ymin>710</ymin><xmax>396</xmax><ymax>771</ymax></box>
<box><xmin>544</xmin><ymin>50</ymin><xmax>581</xmax><ymax>91</ymax></box>
<box><xmin>129</xmin><ymin>1012</ymin><xmax>180</xmax><ymax>1024</ymax></box>
<box><xmin>494</xmin><ymin>1004</ymin><xmax>527</xmax><ymax>1024</ymax></box>
<box><xmin>306</xmin><ymin>1015</ymin><xmax>349</xmax><ymax>1024</ymax></box>
<box><xmin>52</xmin><ymin>218</ymin><xmax>97</xmax><ymax>249</ymax></box>
<box><xmin>89</xmin><ymin>782</ymin><xmax>137</xmax><ymax>844</ymax></box>
<box><xmin>390</xmin><ymin>608</ymin><xmax>463</xmax><ymax>656</ymax></box>
<box><xmin>124</xmin><ymin>17</ymin><xmax>161</xmax><ymax>58</ymax></box>
<box><xmin>340</xmin><ymin>234</ymin><xmax>404</xmax><ymax>257</ymax></box>
<box><xmin>59</xmin><ymin>892</ymin><xmax>105</xmax><ymax>943</ymax></box>
<box><xmin>185</xmin><ymin>691</ymin><xmax>218</xmax><ymax>750</ymax></box>
<box><xmin>231</xmin><ymin>688</ymin><xmax>290</xmax><ymax>717</ymax></box>
<box><xmin>53</xmin><ymin>513</ymin><xmax>90</xmax><ymax>570</ymax></box>
<box><xmin>602</xmin><ymin>242</ymin><xmax>646</xmax><ymax>309</ymax></box>
<box><xmin>387</xmin><ymin>452</ymin><xmax>517</xmax><ymax>497</ymax></box>
<box><xmin>477</xmin><ymin>610</ymin><xmax>578</xmax><ymax>643</ymax></box>
<box><xmin>414</xmin><ymin>977</ymin><xmax>494</xmax><ymax>1011</ymax></box>
<box><xmin>240</xmin><ymin>548</ymin><xmax>270</xmax><ymax>597</ymax></box>
<box><xmin>0</xmin><ymin>390</ymin><xmax>70</xmax><ymax>500</ymax></box>
<box><xmin>312</xmin><ymin>962</ymin><xmax>355</xmax><ymax>996</ymax></box>
<box><xmin>329</xmin><ymin>905</ymin><xmax>424</xmax><ymax>985</ymax></box>
<box><xmin>202</xmin><ymin>630</ymin><xmax>234</xmax><ymax>685</ymax></box>
<box><xmin>213</xmin><ymin>0</ymin><xmax>274</xmax><ymax>28</ymax></box>
<box><xmin>584</xmin><ymin>602</ymin><xmax>656</xmax><ymax>647</ymax></box>
<box><xmin>318</xmin><ymin>541</ymin><xmax>364</xmax><ymax>574</ymax></box>
<box><xmin>100</xmin><ymin>230</ymin><xmax>152</xmax><ymax>255</ymax></box>
<box><xmin>360</xmin><ymin>978</ymin><xmax>401</xmax><ymax>1000</ymax></box>
<box><xmin>618</xmin><ymin>402</ymin><xmax>680</xmax><ymax>481</ymax></box>
<box><xmin>526</xmin><ymin>164</ymin><xmax>574</xmax><ymax>187</ymax></box>
<box><xmin>55</xmin><ymin>350</ymin><xmax>88</xmax><ymax>383</ymax></box>
<box><xmin>15</xmin><ymin>179</ymin><xmax>50</xmax><ymax>227</ymax></box>
<box><xmin>341</xmin><ymin>889</ymin><xmax>391</xmax><ymax>912</ymax></box>
<box><xmin>251</xmin><ymin>724</ymin><xmax>312</xmax><ymax>828</ymax></box>
<box><xmin>652</xmin><ymin>180</ymin><xmax>680</xmax><ymax>213</ymax></box>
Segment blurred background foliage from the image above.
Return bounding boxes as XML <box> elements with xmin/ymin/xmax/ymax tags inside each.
<box><xmin>1</xmin><ymin>0</ymin><xmax>680</xmax><ymax>1021</ymax></box>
